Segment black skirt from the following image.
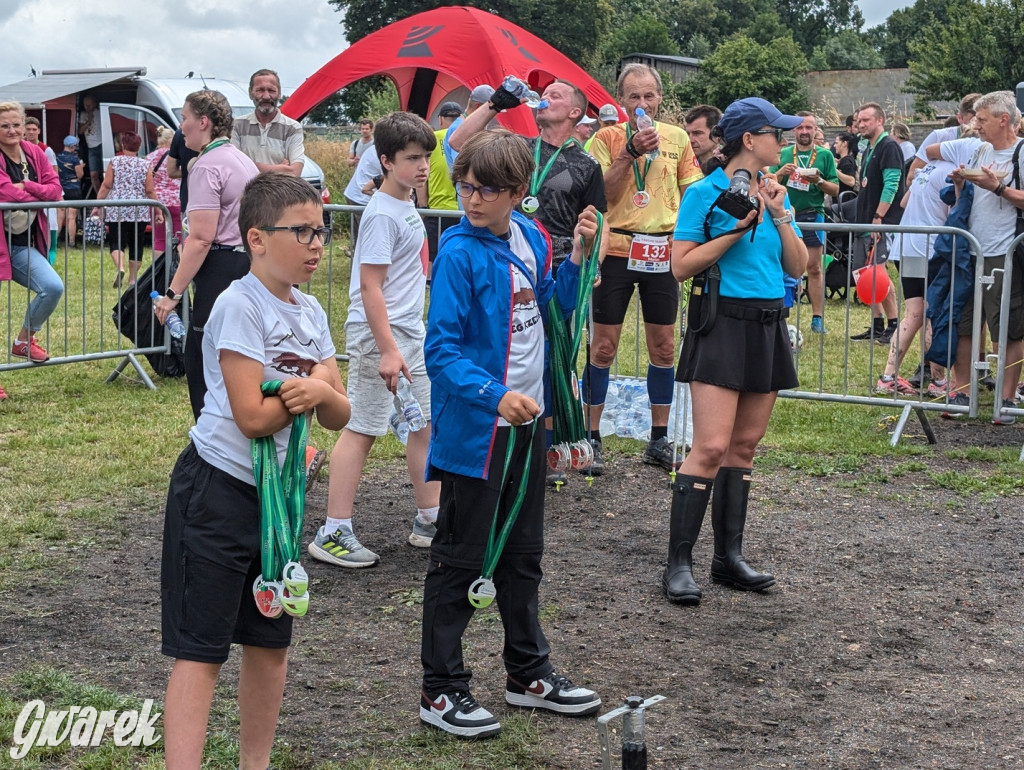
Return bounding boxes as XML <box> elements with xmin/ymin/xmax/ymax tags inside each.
<box><xmin>677</xmin><ymin>296</ymin><xmax>798</xmax><ymax>393</ymax></box>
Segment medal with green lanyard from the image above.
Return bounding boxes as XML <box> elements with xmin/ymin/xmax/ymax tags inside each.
<box><xmin>626</xmin><ymin>123</ymin><xmax>653</xmax><ymax>208</ymax></box>
<box><xmin>251</xmin><ymin>380</ymin><xmax>312</xmax><ymax>619</ymax></box>
<box><xmin>468</xmin><ymin>421</ymin><xmax>538</xmax><ymax>608</ymax></box>
<box><xmin>521</xmin><ymin>138</ymin><xmax>574</xmax><ymax>214</ymax></box>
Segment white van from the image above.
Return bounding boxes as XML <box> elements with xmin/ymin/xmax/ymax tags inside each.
<box><xmin>0</xmin><ymin>66</ymin><xmax>328</xmax><ymax>200</ymax></box>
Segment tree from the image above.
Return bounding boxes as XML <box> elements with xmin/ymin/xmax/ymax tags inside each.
<box><xmin>866</xmin><ymin>0</ymin><xmax>958</xmax><ymax>68</ymax></box>
<box><xmin>776</xmin><ymin>0</ymin><xmax>865</xmax><ymax>53</ymax></box>
<box><xmin>905</xmin><ymin>0</ymin><xmax>1024</xmax><ymax>101</ymax></box>
<box><xmin>306</xmin><ymin>92</ymin><xmax>348</xmax><ymax>124</ymax></box>
<box><xmin>809</xmin><ymin>29</ymin><xmax>885</xmax><ymax>69</ymax></box>
<box><xmin>603</xmin><ymin>12</ymin><xmax>680</xmax><ymax>64</ymax></box>
<box><xmin>674</xmin><ymin>34</ymin><xmax>809</xmax><ymax>113</ymax></box>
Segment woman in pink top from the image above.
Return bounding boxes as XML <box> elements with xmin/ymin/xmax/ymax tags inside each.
<box><xmin>153</xmin><ymin>89</ymin><xmax>258</xmax><ymax>419</ymax></box>
<box><xmin>0</xmin><ymin>100</ymin><xmax>64</xmax><ymax>400</ymax></box>
<box><xmin>145</xmin><ymin>126</ymin><xmax>182</xmax><ymax>258</ymax></box>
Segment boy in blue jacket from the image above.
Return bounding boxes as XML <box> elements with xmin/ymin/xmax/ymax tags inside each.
<box><xmin>419</xmin><ymin>129</ymin><xmax>601</xmax><ymax>738</ymax></box>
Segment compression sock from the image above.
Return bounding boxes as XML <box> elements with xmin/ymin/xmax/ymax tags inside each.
<box><xmin>647</xmin><ymin>363</ymin><xmax>675</xmax><ymax>407</ymax></box>
<box><xmin>581</xmin><ymin>363</ymin><xmax>610</xmax><ymax>406</ymax></box>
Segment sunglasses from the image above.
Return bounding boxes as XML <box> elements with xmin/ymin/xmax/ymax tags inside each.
<box><xmin>750</xmin><ymin>128</ymin><xmax>785</xmax><ymax>143</ymax></box>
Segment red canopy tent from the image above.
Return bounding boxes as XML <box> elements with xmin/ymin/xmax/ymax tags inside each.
<box><xmin>281</xmin><ymin>5</ymin><xmax>623</xmax><ymax>135</ymax></box>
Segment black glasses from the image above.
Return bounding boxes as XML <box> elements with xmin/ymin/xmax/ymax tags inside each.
<box><xmin>751</xmin><ymin>128</ymin><xmax>785</xmax><ymax>143</ymax></box>
<box><xmin>454</xmin><ymin>182</ymin><xmax>507</xmax><ymax>202</ymax></box>
<box><xmin>260</xmin><ymin>225</ymin><xmax>332</xmax><ymax>245</ymax></box>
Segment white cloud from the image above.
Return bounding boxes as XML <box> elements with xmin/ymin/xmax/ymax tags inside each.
<box><xmin>0</xmin><ymin>0</ymin><xmax>348</xmax><ymax>94</ymax></box>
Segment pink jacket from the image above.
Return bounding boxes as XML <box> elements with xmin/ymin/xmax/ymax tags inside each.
<box><xmin>0</xmin><ymin>141</ymin><xmax>62</xmax><ymax>281</ymax></box>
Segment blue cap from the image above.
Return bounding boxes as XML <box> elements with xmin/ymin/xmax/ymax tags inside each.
<box><xmin>63</xmin><ymin>135</ymin><xmax>79</xmax><ymax>146</ymax></box>
<box><xmin>717</xmin><ymin>97</ymin><xmax>802</xmax><ymax>142</ymax></box>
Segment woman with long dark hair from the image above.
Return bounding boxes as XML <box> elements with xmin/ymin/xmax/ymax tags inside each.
<box><xmin>664</xmin><ymin>98</ymin><xmax>807</xmax><ymax>606</ymax></box>
<box><xmin>153</xmin><ymin>90</ymin><xmax>258</xmax><ymax>419</ymax></box>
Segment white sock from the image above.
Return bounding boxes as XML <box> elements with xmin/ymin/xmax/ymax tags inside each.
<box><xmin>417</xmin><ymin>506</ymin><xmax>439</xmax><ymax>525</ymax></box>
<box><xmin>323</xmin><ymin>518</ymin><xmax>353</xmax><ymax>538</ymax></box>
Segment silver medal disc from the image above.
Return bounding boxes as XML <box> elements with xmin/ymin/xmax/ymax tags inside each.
<box><xmin>468</xmin><ymin>577</ymin><xmax>496</xmax><ymax>608</ymax></box>
<box><xmin>521</xmin><ymin>196</ymin><xmax>539</xmax><ymax>214</ymax></box>
<box><xmin>633</xmin><ymin>190</ymin><xmax>650</xmax><ymax>208</ymax></box>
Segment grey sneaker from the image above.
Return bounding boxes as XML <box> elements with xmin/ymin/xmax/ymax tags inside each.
<box><xmin>994</xmin><ymin>398</ymin><xmax>1017</xmax><ymax>426</ymax></box>
<box><xmin>941</xmin><ymin>392</ymin><xmax>970</xmax><ymax>419</ymax></box>
<box><xmin>308</xmin><ymin>528</ymin><xmax>380</xmax><ymax>568</ymax></box>
<box><xmin>409</xmin><ymin>516</ymin><xmax>437</xmax><ymax>548</ymax></box>
<box><xmin>642</xmin><ymin>436</ymin><xmax>678</xmax><ymax>472</ymax></box>
<box><xmin>546</xmin><ymin>468</ymin><xmax>566</xmax><ymax>488</ymax></box>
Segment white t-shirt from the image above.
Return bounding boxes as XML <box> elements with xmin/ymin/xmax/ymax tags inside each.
<box><xmin>890</xmin><ymin>158</ymin><xmax>955</xmax><ymax>272</ymax></box>
<box><xmin>346</xmin><ymin>190</ymin><xmax>428</xmax><ymax>337</ymax></box>
<box><xmin>915</xmin><ymin>125</ymin><xmax>960</xmax><ymax>163</ymax></box>
<box><xmin>79</xmin><ymin>108</ymin><xmax>101</xmax><ymax>148</ymax></box>
<box><xmin>939</xmin><ymin>137</ymin><xmax>1022</xmax><ymax>256</ymax></box>
<box><xmin>498</xmin><ymin>222</ymin><xmax>545</xmax><ymax>427</ymax></box>
<box><xmin>190</xmin><ymin>273</ymin><xmax>336</xmax><ymax>484</ymax></box>
<box><xmin>343</xmin><ymin>143</ymin><xmax>380</xmax><ymax>205</ymax></box>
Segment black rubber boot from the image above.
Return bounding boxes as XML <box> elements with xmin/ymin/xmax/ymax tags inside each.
<box><xmin>710</xmin><ymin>467</ymin><xmax>775</xmax><ymax>592</ymax></box>
<box><xmin>663</xmin><ymin>474</ymin><xmax>714</xmax><ymax>605</ymax></box>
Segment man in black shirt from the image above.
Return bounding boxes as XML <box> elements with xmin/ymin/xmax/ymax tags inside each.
<box><xmin>850</xmin><ymin>102</ymin><xmax>903</xmax><ymax>343</ymax></box>
<box><xmin>165</xmin><ymin>127</ymin><xmax>199</xmax><ymax>212</ymax></box>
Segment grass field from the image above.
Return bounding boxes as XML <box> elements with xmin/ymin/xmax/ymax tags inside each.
<box><xmin>2</xmin><ymin>236</ymin><xmax>1022</xmax><ymax>768</ymax></box>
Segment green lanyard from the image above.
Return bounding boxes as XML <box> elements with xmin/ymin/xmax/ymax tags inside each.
<box><xmin>529</xmin><ymin>138</ymin><xmax>574</xmax><ymax>197</ymax></box>
<box><xmin>199</xmin><ymin>137</ymin><xmax>230</xmax><ymax>157</ymax></box>
<box><xmin>859</xmin><ymin>131</ymin><xmax>888</xmax><ymax>182</ymax></box>
<box><xmin>468</xmin><ymin>422</ymin><xmax>537</xmax><ymax>608</ymax></box>
<box><xmin>252</xmin><ymin>380</ymin><xmax>309</xmax><ymax>610</ymax></box>
<box><xmin>796</xmin><ymin>144</ymin><xmax>817</xmax><ymax>169</ymax></box>
<box><xmin>626</xmin><ymin>123</ymin><xmax>653</xmax><ymax>192</ymax></box>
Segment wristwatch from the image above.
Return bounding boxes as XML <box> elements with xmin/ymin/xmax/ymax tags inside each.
<box><xmin>772</xmin><ymin>212</ymin><xmax>793</xmax><ymax>226</ymax></box>
<box><xmin>165</xmin><ymin>288</ymin><xmax>183</xmax><ymax>301</ymax></box>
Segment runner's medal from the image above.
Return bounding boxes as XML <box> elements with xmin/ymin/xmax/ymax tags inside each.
<box><xmin>633</xmin><ymin>190</ymin><xmax>650</xmax><ymax>208</ymax></box>
<box><xmin>522</xmin><ymin>195</ymin><xmax>540</xmax><ymax>214</ymax></box>
<box><xmin>468</xmin><ymin>577</ymin><xmax>496</xmax><ymax>608</ymax></box>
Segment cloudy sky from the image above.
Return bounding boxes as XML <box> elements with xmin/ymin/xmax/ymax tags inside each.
<box><xmin>0</xmin><ymin>0</ymin><xmax>907</xmax><ymax>96</ymax></box>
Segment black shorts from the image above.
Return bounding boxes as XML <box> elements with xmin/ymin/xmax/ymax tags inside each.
<box><xmin>161</xmin><ymin>443</ymin><xmax>292</xmax><ymax>663</ymax></box>
<box><xmin>900</xmin><ymin>275</ymin><xmax>925</xmax><ymax>300</ymax></box>
<box><xmin>592</xmin><ymin>256</ymin><xmax>679</xmax><ymax>326</ymax></box>
<box><xmin>61</xmin><ymin>189</ymin><xmax>82</xmax><ymax>201</ymax></box>
<box><xmin>678</xmin><ymin>297</ymin><xmax>798</xmax><ymax>393</ymax></box>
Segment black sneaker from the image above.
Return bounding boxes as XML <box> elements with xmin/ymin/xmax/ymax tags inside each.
<box><xmin>420</xmin><ymin>689</ymin><xmax>501</xmax><ymax>739</ymax></box>
<box><xmin>876</xmin><ymin>325</ymin><xmax>897</xmax><ymax>345</ymax></box>
<box><xmin>980</xmin><ymin>375</ymin><xmax>996</xmax><ymax>391</ymax></box>
<box><xmin>579</xmin><ymin>438</ymin><xmax>604</xmax><ymax>476</ymax></box>
<box><xmin>907</xmin><ymin>361</ymin><xmax>929</xmax><ymax>388</ymax></box>
<box><xmin>847</xmin><ymin>325</ymin><xmax>880</xmax><ymax>339</ymax></box>
<box><xmin>505</xmin><ymin>672</ymin><xmax>602</xmax><ymax>716</ymax></box>
<box><xmin>642</xmin><ymin>436</ymin><xmax>678</xmax><ymax>472</ymax></box>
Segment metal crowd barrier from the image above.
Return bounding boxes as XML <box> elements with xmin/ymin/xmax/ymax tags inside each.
<box><xmin>1</xmin><ymin>199</ymin><xmax>174</xmax><ymax>390</ymax></box>
<box><xmin>780</xmin><ymin>221</ymin><xmax>987</xmax><ymax>446</ymax></box>
<box><xmin>992</xmin><ymin>233</ymin><xmax>1024</xmax><ymax>459</ymax></box>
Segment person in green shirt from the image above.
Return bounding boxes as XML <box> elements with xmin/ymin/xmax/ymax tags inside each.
<box><xmin>426</xmin><ymin>101</ymin><xmax>463</xmax><ymax>262</ymax></box>
<box><xmin>770</xmin><ymin>112</ymin><xmax>839</xmax><ymax>333</ymax></box>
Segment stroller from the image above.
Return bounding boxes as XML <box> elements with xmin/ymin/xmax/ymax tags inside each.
<box><xmin>111</xmin><ymin>248</ymin><xmax>187</xmax><ymax>378</ymax></box>
<box><xmin>818</xmin><ymin>192</ymin><xmax>858</xmax><ymax>301</ymax></box>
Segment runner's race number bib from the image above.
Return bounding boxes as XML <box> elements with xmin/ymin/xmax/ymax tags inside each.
<box><xmin>627</xmin><ymin>234</ymin><xmax>670</xmax><ymax>273</ymax></box>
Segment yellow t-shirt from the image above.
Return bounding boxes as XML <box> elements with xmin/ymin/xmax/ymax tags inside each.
<box><xmin>591</xmin><ymin>121</ymin><xmax>703</xmax><ymax>257</ymax></box>
<box><xmin>427</xmin><ymin>128</ymin><xmax>457</xmax><ymax>210</ymax></box>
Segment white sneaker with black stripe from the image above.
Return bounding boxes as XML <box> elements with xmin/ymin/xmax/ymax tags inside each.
<box><xmin>419</xmin><ymin>689</ymin><xmax>501</xmax><ymax>739</ymax></box>
<box><xmin>505</xmin><ymin>672</ymin><xmax>602</xmax><ymax>716</ymax></box>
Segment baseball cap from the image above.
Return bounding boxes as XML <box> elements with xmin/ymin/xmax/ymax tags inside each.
<box><xmin>578</xmin><ymin>115</ymin><xmax>597</xmax><ymax>125</ymax></box>
<box><xmin>438</xmin><ymin>101</ymin><xmax>463</xmax><ymax>118</ymax></box>
<box><xmin>63</xmin><ymin>135</ymin><xmax>79</xmax><ymax>146</ymax></box>
<box><xmin>599</xmin><ymin>104</ymin><xmax>619</xmax><ymax>122</ymax></box>
<box><xmin>717</xmin><ymin>97</ymin><xmax>802</xmax><ymax>142</ymax></box>
<box><xmin>470</xmin><ymin>85</ymin><xmax>495</xmax><ymax>104</ymax></box>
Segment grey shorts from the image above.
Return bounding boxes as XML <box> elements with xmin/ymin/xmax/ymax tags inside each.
<box><xmin>345</xmin><ymin>322</ymin><xmax>431</xmax><ymax>435</ymax></box>
<box><xmin>957</xmin><ymin>255</ymin><xmax>1024</xmax><ymax>342</ymax></box>
<box><xmin>852</xmin><ymin>234</ymin><xmax>892</xmax><ymax>271</ymax></box>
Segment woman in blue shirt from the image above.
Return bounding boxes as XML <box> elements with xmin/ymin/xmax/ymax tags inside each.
<box><xmin>664</xmin><ymin>98</ymin><xmax>807</xmax><ymax>606</ymax></box>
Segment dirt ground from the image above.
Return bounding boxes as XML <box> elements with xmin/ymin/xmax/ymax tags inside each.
<box><xmin>3</xmin><ymin>416</ymin><xmax>1023</xmax><ymax>769</ymax></box>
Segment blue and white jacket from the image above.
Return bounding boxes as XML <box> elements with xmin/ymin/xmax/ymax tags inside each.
<box><xmin>425</xmin><ymin>210</ymin><xmax>581</xmax><ymax>480</ymax></box>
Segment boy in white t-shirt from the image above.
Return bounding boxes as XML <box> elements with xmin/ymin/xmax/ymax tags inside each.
<box><xmin>161</xmin><ymin>173</ymin><xmax>350</xmax><ymax>768</ymax></box>
<box><xmin>309</xmin><ymin>112</ymin><xmax>441</xmax><ymax>568</ymax></box>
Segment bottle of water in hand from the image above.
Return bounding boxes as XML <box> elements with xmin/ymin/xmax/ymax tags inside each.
<box><xmin>150</xmin><ymin>291</ymin><xmax>186</xmax><ymax>341</ymax></box>
<box><xmin>500</xmin><ymin>75</ymin><xmax>543</xmax><ymax>108</ymax></box>
<box><xmin>635</xmin><ymin>108</ymin><xmax>660</xmax><ymax>160</ymax></box>
<box><xmin>394</xmin><ymin>375</ymin><xmax>427</xmax><ymax>432</ymax></box>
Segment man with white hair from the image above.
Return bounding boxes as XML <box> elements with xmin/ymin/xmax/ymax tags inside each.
<box><xmin>926</xmin><ymin>90</ymin><xmax>1024</xmax><ymax>421</ymax></box>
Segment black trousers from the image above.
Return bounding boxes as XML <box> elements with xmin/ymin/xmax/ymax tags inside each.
<box><xmin>184</xmin><ymin>248</ymin><xmax>250</xmax><ymax>420</ymax></box>
<box><xmin>421</xmin><ymin>424</ymin><xmax>553</xmax><ymax>697</ymax></box>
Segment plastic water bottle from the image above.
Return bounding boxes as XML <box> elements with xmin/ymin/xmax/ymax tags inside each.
<box><xmin>394</xmin><ymin>375</ymin><xmax>427</xmax><ymax>432</ymax></box>
<box><xmin>389</xmin><ymin>408</ymin><xmax>410</xmax><ymax>445</ymax></box>
<box><xmin>635</xmin><ymin>108</ymin><xmax>660</xmax><ymax>159</ymax></box>
<box><xmin>500</xmin><ymin>75</ymin><xmax>543</xmax><ymax>109</ymax></box>
<box><xmin>150</xmin><ymin>291</ymin><xmax>186</xmax><ymax>340</ymax></box>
